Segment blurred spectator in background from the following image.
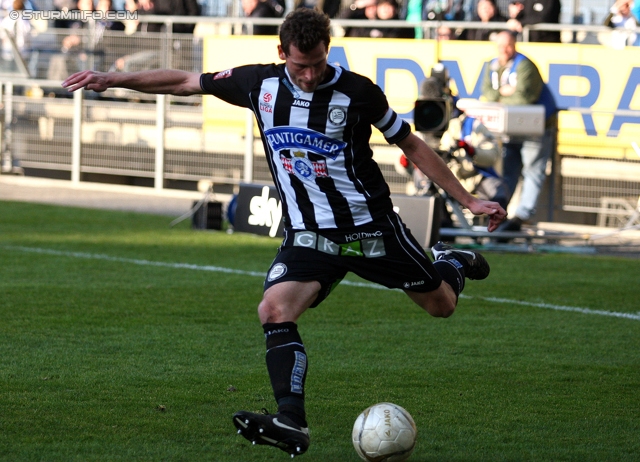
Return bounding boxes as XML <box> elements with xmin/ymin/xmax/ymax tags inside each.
<box><xmin>1</xmin><ymin>0</ymin><xmax>32</xmax><ymax>64</ymax></box>
<box><xmin>481</xmin><ymin>31</ymin><xmax>558</xmax><ymax>232</ymax></box>
<box><xmin>632</xmin><ymin>0</ymin><xmax>640</xmax><ymax>26</ymax></box>
<box><xmin>264</xmin><ymin>0</ymin><xmax>285</xmax><ymax>17</ymax></box>
<box><xmin>341</xmin><ymin>0</ymin><xmax>413</xmax><ymax>38</ymax></box>
<box><xmin>295</xmin><ymin>0</ymin><xmax>340</xmax><ymax>18</ymax></box>
<box><xmin>136</xmin><ymin>0</ymin><xmax>162</xmax><ymax>32</ymax></box>
<box><xmin>603</xmin><ymin>0</ymin><xmax>638</xmax><ymax>48</ymax></box>
<box><xmin>242</xmin><ymin>0</ymin><xmax>280</xmax><ymax>35</ymax></box>
<box><xmin>506</xmin><ymin>0</ymin><xmax>561</xmax><ymax>42</ymax></box>
<box><xmin>47</xmin><ymin>0</ymin><xmax>97</xmax><ymax>80</ymax></box>
<box><xmin>61</xmin><ymin>0</ymin><xmax>94</xmax><ymax>52</ymax></box>
<box><xmin>507</xmin><ymin>0</ymin><xmax>524</xmax><ymax>21</ymax></box>
<box><xmin>460</xmin><ymin>0</ymin><xmax>506</xmax><ymax>41</ymax></box>
<box><xmin>53</xmin><ymin>0</ymin><xmax>77</xmax><ymax>29</ymax></box>
<box><xmin>401</xmin><ymin>0</ymin><xmax>465</xmax><ymax>38</ymax></box>
<box><xmin>96</xmin><ymin>0</ymin><xmax>126</xmax><ymax>32</ymax></box>
<box><xmin>136</xmin><ymin>0</ymin><xmax>200</xmax><ymax>33</ymax></box>
<box><xmin>370</xmin><ymin>0</ymin><xmax>414</xmax><ymax>38</ymax></box>
<box><xmin>122</xmin><ymin>0</ymin><xmax>139</xmax><ymax>34</ymax></box>
<box><xmin>437</xmin><ymin>24</ymin><xmax>454</xmax><ymax>39</ymax></box>
<box><xmin>152</xmin><ymin>0</ymin><xmax>200</xmax><ymax>33</ymax></box>
<box><xmin>61</xmin><ymin>0</ymin><xmax>123</xmax><ymax>51</ymax></box>
<box><xmin>340</xmin><ymin>0</ymin><xmax>377</xmax><ymax>37</ymax></box>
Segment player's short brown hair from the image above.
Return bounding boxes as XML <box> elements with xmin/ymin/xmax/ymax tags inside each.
<box><xmin>279</xmin><ymin>8</ymin><xmax>331</xmax><ymax>56</ymax></box>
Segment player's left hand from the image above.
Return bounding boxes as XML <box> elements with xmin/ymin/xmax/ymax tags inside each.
<box><xmin>467</xmin><ymin>199</ymin><xmax>507</xmax><ymax>232</ymax></box>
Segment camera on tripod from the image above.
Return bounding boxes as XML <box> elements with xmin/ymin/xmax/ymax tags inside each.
<box><xmin>413</xmin><ymin>63</ymin><xmax>454</xmax><ymax>137</ymax></box>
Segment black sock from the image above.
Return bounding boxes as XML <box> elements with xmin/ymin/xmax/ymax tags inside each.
<box><xmin>263</xmin><ymin>322</ymin><xmax>308</xmax><ymax>427</ymax></box>
<box><xmin>433</xmin><ymin>259</ymin><xmax>465</xmax><ymax>297</ymax></box>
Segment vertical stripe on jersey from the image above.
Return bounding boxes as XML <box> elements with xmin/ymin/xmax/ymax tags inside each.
<box><xmin>307</xmin><ymin>89</ymin><xmax>356</xmax><ymax>228</ymax></box>
<box><xmin>325</xmin><ymin>90</ymin><xmax>374</xmax><ymax>226</ymax></box>
<box><xmin>287</xmin><ymin>92</ymin><xmax>323</xmax><ymax>228</ymax></box>
<box><xmin>256</xmin><ymin>77</ymin><xmax>304</xmax><ymax>229</ymax></box>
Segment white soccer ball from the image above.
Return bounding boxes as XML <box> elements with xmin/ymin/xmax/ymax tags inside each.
<box><xmin>352</xmin><ymin>402</ymin><xmax>417</xmax><ymax>462</ymax></box>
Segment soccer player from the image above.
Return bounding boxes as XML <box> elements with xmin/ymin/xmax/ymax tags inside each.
<box><xmin>63</xmin><ymin>8</ymin><xmax>506</xmax><ymax>457</ymax></box>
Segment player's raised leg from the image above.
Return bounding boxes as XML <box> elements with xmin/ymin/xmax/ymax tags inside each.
<box><xmin>404</xmin><ymin>242</ymin><xmax>491</xmax><ymax>317</ymax></box>
<box><xmin>431</xmin><ymin>242</ymin><xmax>490</xmax><ymax>281</ymax></box>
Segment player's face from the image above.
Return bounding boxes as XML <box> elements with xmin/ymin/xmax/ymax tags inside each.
<box><xmin>279</xmin><ymin>42</ymin><xmax>329</xmax><ymax>93</ymax></box>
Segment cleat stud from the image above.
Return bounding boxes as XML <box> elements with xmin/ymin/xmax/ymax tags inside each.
<box><xmin>237</xmin><ymin>429</ymin><xmax>242</xmax><ymax>434</ymax></box>
<box><xmin>252</xmin><ymin>440</ymin><xmax>257</xmax><ymax>445</ymax></box>
<box><xmin>259</xmin><ymin>428</ymin><xmax>264</xmax><ymax>433</ymax></box>
<box><xmin>244</xmin><ymin>419</ymin><xmax>250</xmax><ymax>424</ymax></box>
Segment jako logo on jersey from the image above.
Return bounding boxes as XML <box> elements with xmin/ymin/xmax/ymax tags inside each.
<box><xmin>264</xmin><ymin>127</ymin><xmax>347</xmax><ymax>160</ymax></box>
<box><xmin>293</xmin><ymin>99</ymin><xmax>310</xmax><ymax>108</ymax></box>
<box><xmin>213</xmin><ymin>68</ymin><xmax>233</xmax><ymax>80</ymax></box>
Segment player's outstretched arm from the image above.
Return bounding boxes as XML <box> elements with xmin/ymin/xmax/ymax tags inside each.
<box><xmin>397</xmin><ymin>132</ymin><xmax>506</xmax><ymax>232</ymax></box>
<box><xmin>62</xmin><ymin>70</ymin><xmax>204</xmax><ymax>96</ymax></box>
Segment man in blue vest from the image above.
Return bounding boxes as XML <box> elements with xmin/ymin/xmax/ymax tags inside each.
<box><xmin>480</xmin><ymin>30</ymin><xmax>557</xmax><ymax>232</ymax></box>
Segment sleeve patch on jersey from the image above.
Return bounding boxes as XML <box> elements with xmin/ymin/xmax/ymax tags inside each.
<box><xmin>214</xmin><ymin>69</ymin><xmax>233</xmax><ymax>80</ymax></box>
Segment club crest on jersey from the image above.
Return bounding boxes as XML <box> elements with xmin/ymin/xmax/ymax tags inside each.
<box><xmin>265</xmin><ymin>127</ymin><xmax>347</xmax><ymax>160</ymax></box>
<box><xmin>328</xmin><ymin>106</ymin><xmax>347</xmax><ymax>126</ymax></box>
<box><xmin>281</xmin><ymin>152</ymin><xmax>329</xmax><ymax>182</ymax></box>
<box><xmin>267</xmin><ymin>263</ymin><xmax>287</xmax><ymax>282</ymax></box>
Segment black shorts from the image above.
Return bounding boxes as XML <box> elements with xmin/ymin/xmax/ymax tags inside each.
<box><xmin>264</xmin><ymin>213</ymin><xmax>443</xmax><ymax>307</ymax></box>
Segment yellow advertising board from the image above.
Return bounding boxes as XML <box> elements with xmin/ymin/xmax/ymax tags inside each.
<box><xmin>203</xmin><ymin>36</ymin><xmax>640</xmax><ymax>160</ymax></box>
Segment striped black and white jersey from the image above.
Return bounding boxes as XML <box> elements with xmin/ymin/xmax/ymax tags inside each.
<box><xmin>200</xmin><ymin>63</ymin><xmax>411</xmax><ymax>231</ymax></box>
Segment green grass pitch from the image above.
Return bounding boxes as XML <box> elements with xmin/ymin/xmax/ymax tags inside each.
<box><xmin>1</xmin><ymin>200</ymin><xmax>639</xmax><ymax>461</ymax></box>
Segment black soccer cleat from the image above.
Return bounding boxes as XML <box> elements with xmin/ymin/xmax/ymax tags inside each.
<box><xmin>233</xmin><ymin>410</ymin><xmax>310</xmax><ymax>458</ymax></box>
<box><xmin>431</xmin><ymin>242</ymin><xmax>490</xmax><ymax>280</ymax></box>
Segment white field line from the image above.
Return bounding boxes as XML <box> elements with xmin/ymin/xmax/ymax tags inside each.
<box><xmin>6</xmin><ymin>245</ymin><xmax>640</xmax><ymax>321</ymax></box>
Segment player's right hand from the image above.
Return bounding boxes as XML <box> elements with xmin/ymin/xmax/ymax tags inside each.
<box><xmin>62</xmin><ymin>71</ymin><xmax>111</xmax><ymax>93</ymax></box>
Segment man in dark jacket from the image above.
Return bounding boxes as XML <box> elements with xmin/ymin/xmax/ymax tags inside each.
<box><xmin>506</xmin><ymin>0</ymin><xmax>561</xmax><ymax>42</ymax></box>
<box><xmin>242</xmin><ymin>0</ymin><xmax>280</xmax><ymax>35</ymax></box>
<box><xmin>137</xmin><ymin>0</ymin><xmax>200</xmax><ymax>33</ymax></box>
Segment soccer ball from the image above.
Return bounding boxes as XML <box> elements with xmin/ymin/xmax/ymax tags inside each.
<box><xmin>352</xmin><ymin>402</ymin><xmax>417</xmax><ymax>462</ymax></box>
